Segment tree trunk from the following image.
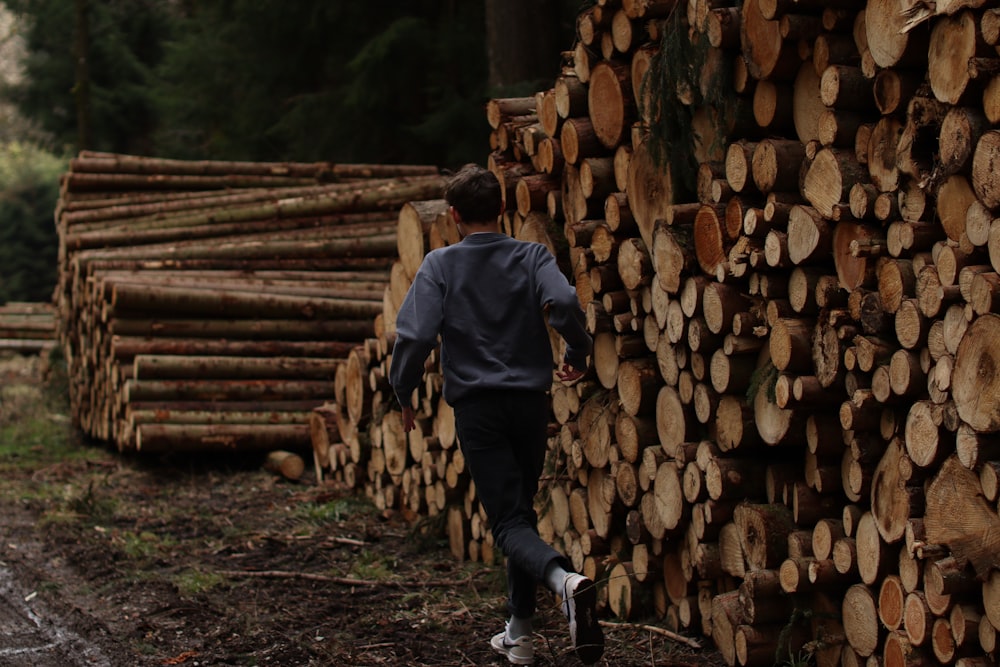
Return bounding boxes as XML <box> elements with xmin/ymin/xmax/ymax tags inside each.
<box><xmin>485</xmin><ymin>0</ymin><xmax>561</xmax><ymax>89</ymax></box>
<box><xmin>73</xmin><ymin>0</ymin><xmax>92</xmax><ymax>151</ymax></box>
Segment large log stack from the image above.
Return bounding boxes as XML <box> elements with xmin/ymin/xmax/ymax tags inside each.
<box><xmin>308</xmin><ymin>0</ymin><xmax>1000</xmax><ymax>664</ymax></box>
<box><xmin>55</xmin><ymin>151</ymin><xmax>444</xmax><ymax>454</ymax></box>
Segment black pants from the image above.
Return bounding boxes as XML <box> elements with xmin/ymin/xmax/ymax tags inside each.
<box><xmin>453</xmin><ymin>389</ymin><xmax>567</xmax><ymax>619</ymax></box>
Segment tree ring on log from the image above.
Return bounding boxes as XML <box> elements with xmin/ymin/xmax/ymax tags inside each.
<box><xmin>953</xmin><ymin>313</ymin><xmax>1000</xmax><ymax>432</ymax></box>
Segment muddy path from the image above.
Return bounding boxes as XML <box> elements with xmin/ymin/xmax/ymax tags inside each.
<box><xmin>0</xmin><ymin>355</ymin><xmax>718</xmax><ymax>666</ymax></box>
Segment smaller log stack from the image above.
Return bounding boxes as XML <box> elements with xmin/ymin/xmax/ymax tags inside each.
<box><xmin>55</xmin><ymin>151</ymin><xmax>444</xmax><ymax>455</ymax></box>
<box><xmin>0</xmin><ymin>302</ymin><xmax>57</xmax><ymax>355</ymax></box>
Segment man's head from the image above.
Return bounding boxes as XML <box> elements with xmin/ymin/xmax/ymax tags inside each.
<box><xmin>444</xmin><ymin>164</ymin><xmax>503</xmax><ymax>225</ymax></box>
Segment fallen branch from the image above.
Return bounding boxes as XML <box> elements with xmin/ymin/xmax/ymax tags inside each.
<box><xmin>216</xmin><ymin>568</ymin><xmax>471</xmax><ymax>588</ymax></box>
<box><xmin>598</xmin><ymin>620</ymin><xmax>702</xmax><ymax>649</ymax></box>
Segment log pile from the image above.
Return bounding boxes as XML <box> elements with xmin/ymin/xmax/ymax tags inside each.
<box><xmin>0</xmin><ymin>302</ymin><xmax>57</xmax><ymax>355</ymax></box>
<box><xmin>310</xmin><ymin>0</ymin><xmax>1000</xmax><ymax>664</ymax></box>
<box><xmin>55</xmin><ymin>151</ymin><xmax>444</xmax><ymax>454</ymax></box>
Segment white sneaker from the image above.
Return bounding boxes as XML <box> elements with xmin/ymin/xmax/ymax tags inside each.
<box><xmin>561</xmin><ymin>573</ymin><xmax>605</xmax><ymax>664</ymax></box>
<box><xmin>490</xmin><ymin>628</ymin><xmax>534</xmax><ymax>665</ymax></box>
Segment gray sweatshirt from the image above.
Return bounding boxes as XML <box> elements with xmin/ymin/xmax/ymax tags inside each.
<box><xmin>389</xmin><ymin>232</ymin><xmax>592</xmax><ymax>407</ymax></box>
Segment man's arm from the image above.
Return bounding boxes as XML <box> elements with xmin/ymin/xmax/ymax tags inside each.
<box><xmin>535</xmin><ymin>249</ymin><xmax>592</xmax><ymax>370</ymax></box>
<box><xmin>388</xmin><ymin>266</ymin><xmax>444</xmax><ymax>430</ymax></box>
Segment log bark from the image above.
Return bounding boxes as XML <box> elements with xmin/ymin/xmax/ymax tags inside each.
<box><xmin>264</xmin><ymin>450</ymin><xmax>306</xmax><ymax>480</ymax></box>
<box><xmin>820</xmin><ymin>65</ymin><xmax>875</xmax><ymax>113</ymax></box>
<box><xmin>769</xmin><ymin>318</ymin><xmax>814</xmax><ymax>373</ymax></box>
<box><xmin>560</xmin><ymin>117</ymin><xmax>605</xmax><ymax>167</ymax></box>
<box><xmin>711</xmin><ymin>590</ymin><xmax>744</xmax><ymax>667</ymax></box>
<box><xmin>131</xmin><ymin>354</ymin><xmax>341</xmax><ymax>380</ymax></box>
<box><xmin>752</xmin><ymin>139</ymin><xmax>807</xmax><ymax>194</ymax></box>
<box><xmin>136</xmin><ymin>423</ymin><xmax>311</xmax><ymax>453</ymax></box>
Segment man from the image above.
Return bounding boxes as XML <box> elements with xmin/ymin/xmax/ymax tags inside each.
<box><xmin>389</xmin><ymin>164</ymin><xmax>603</xmax><ymax>665</ymax></box>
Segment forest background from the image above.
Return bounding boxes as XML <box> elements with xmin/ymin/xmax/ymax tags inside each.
<box><xmin>0</xmin><ymin>0</ymin><xmax>583</xmax><ymax>305</ymax></box>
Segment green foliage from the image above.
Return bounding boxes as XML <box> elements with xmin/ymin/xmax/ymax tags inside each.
<box><xmin>0</xmin><ymin>141</ymin><xmax>65</xmax><ymax>303</ymax></box>
<box><xmin>746</xmin><ymin>359</ymin><xmax>778</xmax><ymax>406</ymax></box>
<box><xmin>149</xmin><ymin>2</ymin><xmax>492</xmax><ymax>169</ymax></box>
<box><xmin>0</xmin><ymin>1</ymin><xmax>583</xmax><ymax>299</ymax></box>
<box><xmin>62</xmin><ymin>477</ymin><xmax>118</xmax><ymax>520</ymax></box>
<box><xmin>641</xmin><ymin>8</ymin><xmax>733</xmax><ymax>199</ymax></box>
<box><xmin>4</xmin><ymin>0</ymin><xmax>173</xmax><ymax>154</ymax></box>
<box><xmin>349</xmin><ymin>549</ymin><xmax>396</xmax><ymax>581</ymax></box>
<box><xmin>291</xmin><ymin>495</ymin><xmax>374</xmax><ymax>529</ymax></box>
<box><xmin>2</xmin><ymin>1</ymin><xmax>580</xmax><ymax>170</ymax></box>
<box><xmin>117</xmin><ymin>529</ymin><xmax>176</xmax><ymax>559</ymax></box>
<box><xmin>0</xmin><ymin>366</ymin><xmax>107</xmax><ymax>507</ymax></box>
<box><xmin>172</xmin><ymin>568</ymin><xmax>226</xmax><ymax>596</ymax></box>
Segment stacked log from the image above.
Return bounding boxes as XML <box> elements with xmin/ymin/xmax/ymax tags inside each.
<box><xmin>305</xmin><ymin>0</ymin><xmax>1000</xmax><ymax>664</ymax></box>
<box><xmin>55</xmin><ymin>151</ymin><xmax>444</xmax><ymax>455</ymax></box>
<box><xmin>0</xmin><ymin>302</ymin><xmax>57</xmax><ymax>354</ymax></box>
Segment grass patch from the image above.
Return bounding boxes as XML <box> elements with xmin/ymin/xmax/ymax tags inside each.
<box><xmin>0</xmin><ymin>357</ymin><xmax>128</xmax><ymax>536</ymax></box>
<box><xmin>348</xmin><ymin>550</ymin><xmax>397</xmax><ymax>581</ymax></box>
<box><xmin>290</xmin><ymin>494</ymin><xmax>375</xmax><ymax>529</ymax></box>
<box><xmin>115</xmin><ymin>529</ymin><xmax>177</xmax><ymax>560</ymax></box>
<box><xmin>173</xmin><ymin>568</ymin><xmax>226</xmax><ymax>596</ymax></box>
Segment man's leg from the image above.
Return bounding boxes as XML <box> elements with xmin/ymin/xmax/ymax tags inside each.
<box><xmin>453</xmin><ymin>390</ymin><xmax>561</xmax><ymax>617</ymax></box>
<box><xmin>455</xmin><ymin>390</ymin><xmax>603</xmax><ymax>664</ymax></box>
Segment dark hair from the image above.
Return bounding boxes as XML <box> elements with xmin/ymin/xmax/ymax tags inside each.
<box><xmin>443</xmin><ymin>163</ymin><xmax>502</xmax><ymax>223</ymax></box>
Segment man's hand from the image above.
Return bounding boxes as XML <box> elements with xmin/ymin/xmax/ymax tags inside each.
<box><xmin>401</xmin><ymin>406</ymin><xmax>416</xmax><ymax>432</ymax></box>
<box><xmin>556</xmin><ymin>363</ymin><xmax>585</xmax><ymax>384</ymax></box>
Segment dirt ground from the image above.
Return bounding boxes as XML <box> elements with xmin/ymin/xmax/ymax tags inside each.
<box><xmin>0</xmin><ymin>353</ymin><xmax>722</xmax><ymax>667</ymax></box>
